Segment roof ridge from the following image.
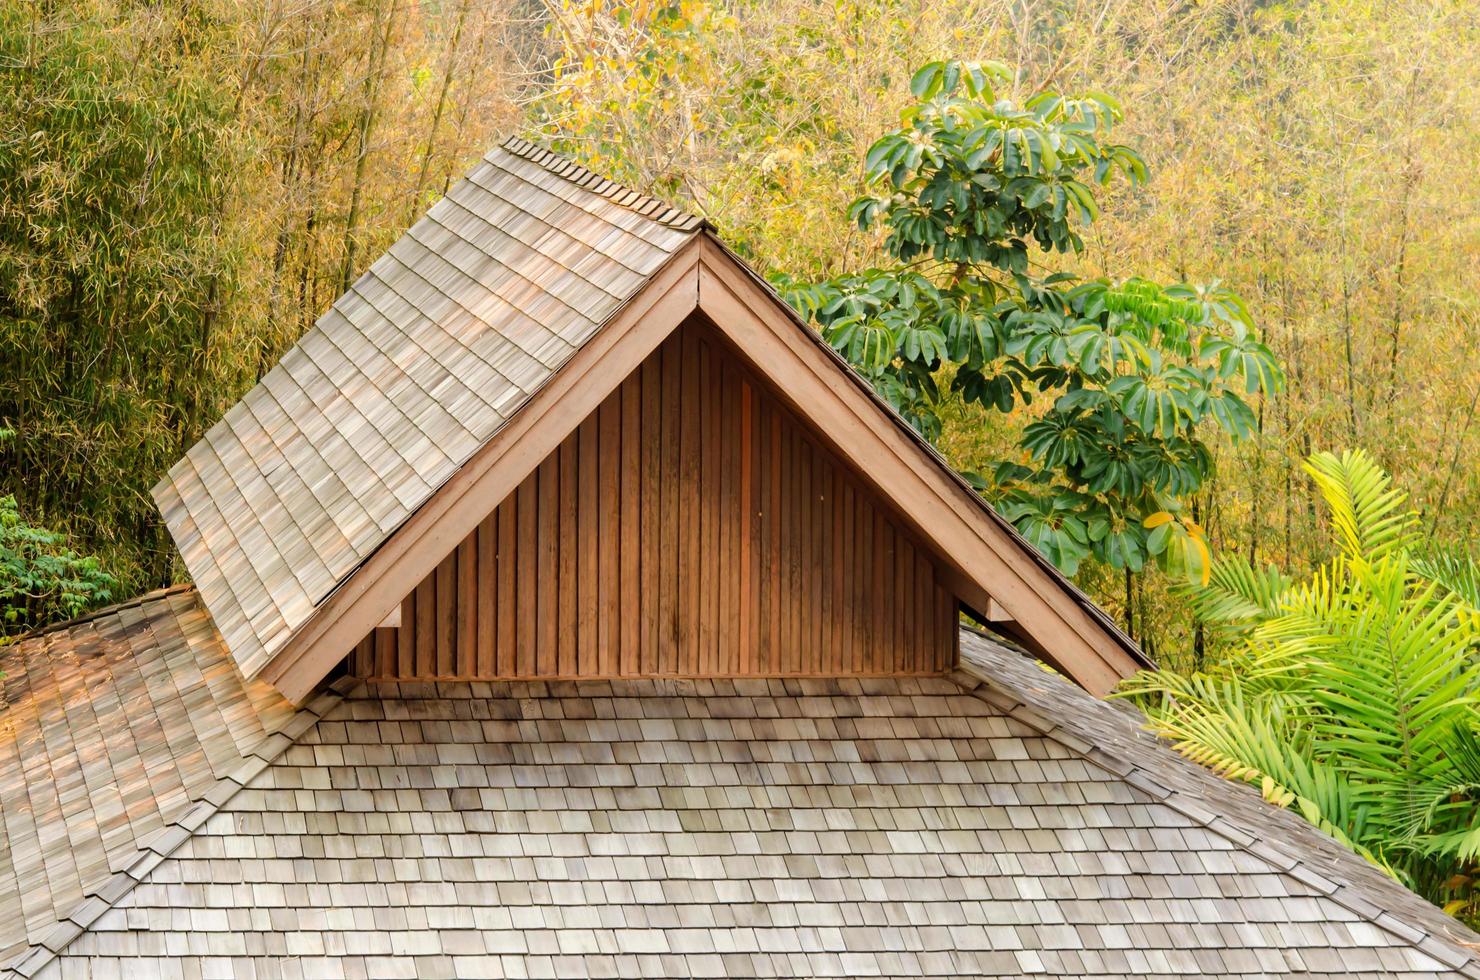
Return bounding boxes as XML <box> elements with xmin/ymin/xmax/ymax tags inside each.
<box><xmin>499</xmin><ymin>136</ymin><xmax>710</xmax><ymax>234</ymax></box>
<box><xmin>946</xmin><ymin>634</ymin><xmax>1480</xmax><ymax>979</ymax></box>
<box><xmin>2</xmin><ymin>675</ymin><xmax>362</xmax><ymax>979</ymax></box>
<box><xmin>2</xmin><ymin>584</ymin><xmax>197</xmax><ymax>645</ymax></box>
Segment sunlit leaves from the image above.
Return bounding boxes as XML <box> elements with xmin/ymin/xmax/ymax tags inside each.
<box><xmin>1144</xmin><ymin>510</ymin><xmax>1212</xmax><ymax>585</ymax></box>
<box><xmin>997</xmin><ymin>492</ymin><xmax>1093</xmax><ymax>574</ymax></box>
<box><xmin>782</xmin><ymin>60</ymin><xmax>1282</xmax><ymax>583</ymax></box>
<box><xmin>0</xmin><ymin>490</ymin><xmax>117</xmax><ymax>631</ymax></box>
<box><xmin>823</xmin><ymin>316</ymin><xmax>895</xmax><ymax>375</ymax></box>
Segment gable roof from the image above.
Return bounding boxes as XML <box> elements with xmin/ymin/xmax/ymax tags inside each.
<box><xmin>154</xmin><ymin>137</ymin><xmax>705</xmax><ymax>684</ymax></box>
<box><xmin>0</xmin><ymin>588</ymin><xmax>298</xmax><ymax>964</ymax></box>
<box><xmin>156</xmin><ymin>138</ymin><xmax>1147</xmax><ymax>702</ymax></box>
<box><xmin>6</xmin><ymin>624</ymin><xmax>1478</xmax><ymax>977</ymax></box>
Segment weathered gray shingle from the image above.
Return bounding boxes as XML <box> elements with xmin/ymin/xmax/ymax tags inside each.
<box><xmin>154</xmin><ymin>138</ymin><xmax>705</xmax><ymax>681</ymax></box>
<box><xmin>15</xmin><ymin>633</ymin><xmax>1477</xmax><ymax>978</ymax></box>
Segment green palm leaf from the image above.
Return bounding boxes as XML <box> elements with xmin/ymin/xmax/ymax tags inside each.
<box><xmin>1414</xmin><ymin>547</ymin><xmax>1480</xmax><ymax>622</ymax></box>
<box><xmin>1177</xmin><ymin>553</ymin><xmax>1293</xmax><ymax>636</ymax></box>
<box><xmin>1304</xmin><ymin>449</ymin><xmax>1418</xmax><ymax>563</ymax></box>
<box><xmin>1120</xmin><ymin>448</ymin><xmax>1480</xmax><ymax>915</ymax></box>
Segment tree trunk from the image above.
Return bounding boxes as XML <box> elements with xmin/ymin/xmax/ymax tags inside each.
<box><xmin>407</xmin><ymin>0</ymin><xmax>470</xmax><ymax>225</ymax></box>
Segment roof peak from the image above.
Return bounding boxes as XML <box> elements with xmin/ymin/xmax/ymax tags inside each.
<box><xmin>499</xmin><ymin>136</ymin><xmax>710</xmax><ymax>234</ymax></box>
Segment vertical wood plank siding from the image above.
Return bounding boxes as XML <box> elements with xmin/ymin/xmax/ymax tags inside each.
<box><xmin>351</xmin><ymin>320</ymin><xmax>958</xmax><ymax>678</ymax></box>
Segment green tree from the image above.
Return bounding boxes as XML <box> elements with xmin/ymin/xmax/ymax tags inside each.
<box><xmin>779</xmin><ymin>60</ymin><xmax>1282</xmax><ymax>580</ymax></box>
<box><xmin>0</xmin><ymin>430</ymin><xmax>116</xmax><ymax>634</ymax></box>
<box><xmin>0</xmin><ymin>0</ymin><xmax>245</xmax><ymax>588</ymax></box>
<box><xmin>1121</xmin><ymin>449</ymin><xmax>1480</xmax><ymax>920</ymax></box>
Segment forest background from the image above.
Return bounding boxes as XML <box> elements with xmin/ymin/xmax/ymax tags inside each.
<box><xmin>2</xmin><ymin>0</ymin><xmax>1478</xmax><ymax>669</ymax></box>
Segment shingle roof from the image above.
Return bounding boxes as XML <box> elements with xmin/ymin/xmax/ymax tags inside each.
<box><xmin>0</xmin><ymin>589</ymin><xmax>296</xmax><ymax>963</ymax></box>
<box><xmin>10</xmin><ymin>628</ymin><xmax>1478</xmax><ymax>977</ymax></box>
<box><xmin>153</xmin><ymin>137</ymin><xmax>706</xmax><ymax>680</ymax></box>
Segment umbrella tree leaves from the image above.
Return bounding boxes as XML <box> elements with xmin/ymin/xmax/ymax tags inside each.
<box><xmin>778</xmin><ymin>60</ymin><xmax>1282</xmax><ymax>579</ymax></box>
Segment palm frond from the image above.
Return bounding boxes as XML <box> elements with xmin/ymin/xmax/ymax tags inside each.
<box><xmin>1303</xmin><ymin>449</ymin><xmax>1418</xmax><ymax>563</ymax></box>
<box><xmin>1414</xmin><ymin>547</ymin><xmax>1480</xmax><ymax>622</ymax></box>
<box><xmin>1122</xmin><ymin>448</ymin><xmax>1480</xmax><ymax>913</ymax></box>
<box><xmin>1126</xmin><ymin>671</ymin><xmax>1377</xmax><ymax>861</ymax></box>
<box><xmin>1177</xmin><ymin>553</ymin><xmax>1293</xmax><ymax>636</ymax></box>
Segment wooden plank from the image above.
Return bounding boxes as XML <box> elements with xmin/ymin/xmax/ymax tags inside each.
<box><xmin>415</xmin><ymin>574</ymin><xmax>434</xmax><ymax>677</ymax></box>
<box><xmin>679</xmin><ymin>327</ymin><xmax>702</xmax><ymax>671</ymax></box>
<box><xmin>896</xmin><ymin>533</ymin><xmax>914</xmax><ymax>673</ymax></box>
<box><xmin>738</xmin><ymin>379</ymin><xmax>753</xmax><ymax>673</ymax></box>
<box><xmin>558</xmin><ymin>437</ymin><xmax>578</xmax><ymax>676</ymax></box>
<box><xmin>436</xmin><ymin>554</ymin><xmax>455</xmax><ymax>677</ymax></box>
<box><xmin>911</xmin><ymin>546</ymin><xmax>926</xmax><ymax>672</ymax></box>
<box><xmin>457</xmin><ymin>535</ymin><xmax>476</xmax><ymax>675</ymax></box>
<box><xmin>375</xmin><ymin>626</ymin><xmax>395</xmax><ymax>678</ymax></box>
<box><xmin>497</xmin><ymin>494</ymin><xmax>517</xmax><ymax>677</ymax></box>
<box><xmin>476</xmin><ymin>515</ymin><xmax>495</xmax><ymax>676</ymax></box>
<box><xmin>816</xmin><ymin>450</ymin><xmax>828</xmax><ymax>680</ymax></box>
<box><xmin>577</xmin><ymin>415</ymin><xmax>598</xmax><ymax>676</ymax></box>
<box><xmin>852</xmin><ymin>486</ymin><xmax>871</xmax><ymax>674</ymax></box>
<box><xmin>598</xmin><ymin>395</ymin><xmax>621</xmax><ymax>675</ymax></box>
<box><xmin>790</xmin><ymin>424</ymin><xmax>806</xmax><ymax>673</ymax></box>
<box><xmin>872</xmin><ymin>508</ymin><xmax>891</xmax><ymax>672</ymax></box>
<box><xmin>700</xmin><ymin>337</ymin><xmax>719</xmax><ymax>675</ymax></box>
<box><xmin>538</xmin><ymin>454</ymin><xmax>559</xmax><ymax>676</ymax></box>
<box><xmin>830</xmin><ymin>467</ymin><xmax>846</xmax><ymax>675</ymax></box>
<box><xmin>397</xmin><ymin>594</ymin><xmax>414</xmax><ymax>677</ymax></box>
<box><xmin>621</xmin><ymin>373</ymin><xmax>642</xmax><ymax>675</ymax></box>
<box><xmin>517</xmin><ymin>476</ymin><xmax>538</xmax><ymax>677</ymax></box>
<box><xmin>640</xmin><ymin>353</ymin><xmax>662</xmax><ymax>675</ymax></box>
<box><xmin>801</xmin><ymin>431</ymin><xmax>817</xmax><ymax>674</ymax></box>
<box><xmin>718</xmin><ymin>364</ymin><xmax>737</xmax><ymax>675</ymax></box>
<box><xmin>766</xmin><ymin>407</ymin><xmax>782</xmax><ymax>672</ymax></box>
<box><xmin>659</xmin><ymin>332</ymin><xmax>681</xmax><ymax>674</ymax></box>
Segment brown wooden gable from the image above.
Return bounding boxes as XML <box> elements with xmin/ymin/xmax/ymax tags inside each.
<box><xmin>350</xmin><ymin>318</ymin><xmax>958</xmax><ymax>680</ymax></box>
<box><xmin>260</xmin><ymin>233</ymin><xmax>1147</xmax><ymax>702</ymax></box>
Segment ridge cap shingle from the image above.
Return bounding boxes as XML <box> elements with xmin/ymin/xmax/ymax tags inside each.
<box><xmin>498</xmin><ymin>135</ymin><xmax>709</xmax><ymax>233</ymax></box>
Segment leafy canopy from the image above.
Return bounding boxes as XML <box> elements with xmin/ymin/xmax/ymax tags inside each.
<box><xmin>779</xmin><ymin>60</ymin><xmax>1282</xmax><ymax>579</ymax></box>
<box><xmin>1120</xmin><ymin>449</ymin><xmax>1480</xmax><ymax>920</ymax></box>
<box><xmin>0</xmin><ymin>431</ymin><xmax>117</xmax><ymax>635</ymax></box>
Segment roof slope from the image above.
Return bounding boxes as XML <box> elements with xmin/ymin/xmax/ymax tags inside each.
<box><xmin>956</xmin><ymin>629</ymin><xmax>1480</xmax><ymax>976</ymax></box>
<box><xmin>154</xmin><ymin>137</ymin><xmax>705</xmax><ymax>680</ymax></box>
<box><xmin>15</xmin><ymin>631</ymin><xmax>1479</xmax><ymax>978</ymax></box>
<box><xmin>0</xmin><ymin>589</ymin><xmax>296</xmax><ymax>962</ymax></box>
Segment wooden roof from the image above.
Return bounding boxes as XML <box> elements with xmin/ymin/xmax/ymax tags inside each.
<box><xmin>156</xmin><ymin>138</ymin><xmax>1148</xmax><ymax>703</ymax></box>
<box><xmin>154</xmin><ymin>138</ymin><xmax>704</xmax><ymax>681</ymax></box>
<box><xmin>0</xmin><ymin>588</ymin><xmax>298</xmax><ymax>964</ymax></box>
<box><xmin>8</xmin><ymin>627</ymin><xmax>1480</xmax><ymax>977</ymax></box>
